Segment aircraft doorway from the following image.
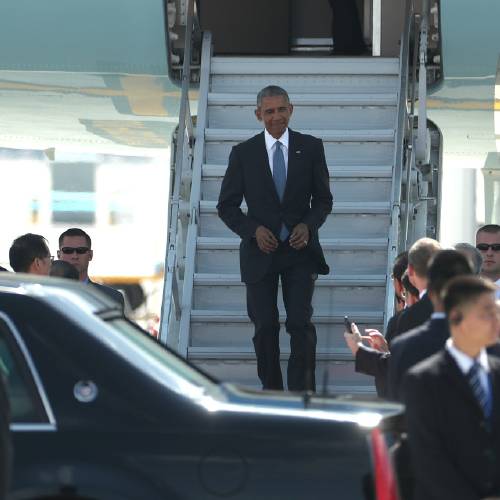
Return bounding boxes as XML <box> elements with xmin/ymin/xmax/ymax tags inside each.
<box><xmin>198</xmin><ymin>0</ymin><xmax>405</xmax><ymax>57</ymax></box>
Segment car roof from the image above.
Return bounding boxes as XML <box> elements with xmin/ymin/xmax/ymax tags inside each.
<box><xmin>0</xmin><ymin>272</ymin><xmax>120</xmax><ymax>315</ymax></box>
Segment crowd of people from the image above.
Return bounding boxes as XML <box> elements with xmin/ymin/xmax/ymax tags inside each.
<box><xmin>344</xmin><ymin>224</ymin><xmax>500</xmax><ymax>499</ymax></box>
<box><xmin>1</xmin><ymin>228</ymin><xmax>124</xmax><ymax>309</ymax></box>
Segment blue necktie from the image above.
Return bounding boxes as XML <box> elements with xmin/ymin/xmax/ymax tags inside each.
<box><xmin>272</xmin><ymin>141</ymin><xmax>289</xmax><ymax>241</ymax></box>
<box><xmin>467</xmin><ymin>361</ymin><xmax>492</xmax><ymax>419</ymax></box>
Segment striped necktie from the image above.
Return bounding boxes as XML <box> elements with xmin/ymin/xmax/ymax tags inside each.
<box><xmin>272</xmin><ymin>141</ymin><xmax>289</xmax><ymax>241</ymax></box>
<box><xmin>467</xmin><ymin>361</ymin><xmax>492</xmax><ymax>419</ymax></box>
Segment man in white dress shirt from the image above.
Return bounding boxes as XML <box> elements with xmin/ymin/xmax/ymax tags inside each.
<box><xmin>217</xmin><ymin>86</ymin><xmax>333</xmax><ymax>391</ymax></box>
<box><xmin>403</xmin><ymin>275</ymin><xmax>500</xmax><ymax>500</ymax></box>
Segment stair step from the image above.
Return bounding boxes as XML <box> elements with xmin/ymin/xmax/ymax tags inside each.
<box><xmin>197</xmin><ymin>237</ymin><xmax>388</xmax><ymax>250</ymax></box>
<box><xmin>195</xmin><ymin>237</ymin><xmax>388</xmax><ymax>274</ymax></box>
<box><xmin>211</xmin><ymin>74</ymin><xmax>399</xmax><ymax>94</ymax></box>
<box><xmin>189</xmin><ymin>346</ymin><xmax>355</xmax><ymax>361</ymax></box>
<box><xmin>210</xmin><ymin>74</ymin><xmax>399</xmax><ymax>95</ymax></box>
<box><xmin>208</xmin><ymin>106</ymin><xmax>396</xmax><ymax>130</ymax></box>
<box><xmin>189</xmin><ymin>309</ymin><xmax>384</xmax><ymax>350</ymax></box>
<box><xmin>192</xmin><ymin>274</ymin><xmax>386</xmax><ymax>312</ymax></box>
<box><xmin>208</xmin><ymin>92</ymin><xmax>397</xmax><ymax>106</ymax></box>
<box><xmin>203</xmin><ymin>164</ymin><xmax>393</xmax><ymax>178</ymax></box>
<box><xmin>191</xmin><ymin>357</ymin><xmax>375</xmax><ymax>394</ymax></box>
<box><xmin>211</xmin><ymin>57</ymin><xmax>400</xmax><ymax>75</ymax></box>
<box><xmin>205</xmin><ymin>141</ymin><xmax>394</xmax><ymax>165</ymax></box>
<box><xmin>199</xmin><ymin>209</ymin><xmax>391</xmax><ymax>239</ymax></box>
<box><xmin>194</xmin><ymin>273</ymin><xmax>386</xmax><ymax>286</ymax></box>
<box><xmin>205</xmin><ymin>128</ymin><xmax>395</xmax><ymax>143</ymax></box>
<box><xmin>191</xmin><ymin>309</ymin><xmax>384</xmax><ymax>322</ymax></box>
<box><xmin>200</xmin><ymin>200</ymin><xmax>391</xmax><ymax>215</ymax></box>
<box><xmin>201</xmin><ymin>165</ymin><xmax>393</xmax><ymax>203</ymax></box>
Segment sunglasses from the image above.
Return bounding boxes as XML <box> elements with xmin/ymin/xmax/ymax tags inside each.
<box><xmin>60</xmin><ymin>247</ymin><xmax>90</xmax><ymax>255</ymax></box>
<box><xmin>476</xmin><ymin>244</ymin><xmax>500</xmax><ymax>252</ymax></box>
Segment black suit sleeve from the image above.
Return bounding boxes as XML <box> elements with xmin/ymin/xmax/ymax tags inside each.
<box><xmin>385</xmin><ymin>312</ymin><xmax>400</xmax><ymax>346</ymax></box>
<box><xmin>355</xmin><ymin>346</ymin><xmax>390</xmax><ymax>398</ymax></box>
<box><xmin>387</xmin><ymin>339</ymin><xmax>404</xmax><ymax>402</ymax></box>
<box><xmin>217</xmin><ymin>146</ymin><xmax>261</xmax><ymax>240</ymax></box>
<box><xmin>355</xmin><ymin>345</ymin><xmax>390</xmax><ymax>377</ymax></box>
<box><xmin>403</xmin><ymin>372</ymin><xmax>478</xmax><ymax>500</ymax></box>
<box><xmin>301</xmin><ymin>138</ymin><xmax>332</xmax><ymax>232</ymax></box>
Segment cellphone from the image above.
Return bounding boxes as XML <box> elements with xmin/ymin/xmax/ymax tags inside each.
<box><xmin>344</xmin><ymin>315</ymin><xmax>353</xmax><ymax>334</ymax></box>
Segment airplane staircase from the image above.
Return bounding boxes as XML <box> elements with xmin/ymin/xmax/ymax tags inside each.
<box><xmin>161</xmin><ymin>0</ymin><xmax>433</xmax><ymax>395</ymax></box>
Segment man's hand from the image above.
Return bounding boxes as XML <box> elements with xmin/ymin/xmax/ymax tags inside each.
<box><xmin>344</xmin><ymin>322</ymin><xmax>363</xmax><ymax>355</ymax></box>
<box><xmin>289</xmin><ymin>223</ymin><xmax>310</xmax><ymax>250</ymax></box>
<box><xmin>255</xmin><ymin>225</ymin><xmax>278</xmax><ymax>253</ymax></box>
<box><xmin>364</xmin><ymin>329</ymin><xmax>390</xmax><ymax>353</ymax></box>
<box><xmin>344</xmin><ymin>324</ymin><xmax>390</xmax><ymax>356</ymax></box>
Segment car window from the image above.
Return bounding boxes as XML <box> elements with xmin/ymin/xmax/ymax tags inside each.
<box><xmin>0</xmin><ymin>317</ymin><xmax>48</xmax><ymax>423</ymax></box>
<box><xmin>109</xmin><ymin>319</ymin><xmax>216</xmax><ymax>390</ymax></box>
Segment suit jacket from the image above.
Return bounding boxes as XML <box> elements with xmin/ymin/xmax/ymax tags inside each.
<box><xmin>385</xmin><ymin>309</ymin><xmax>403</xmax><ymax>345</ymax></box>
<box><xmin>88</xmin><ymin>280</ymin><xmax>125</xmax><ymax>309</ymax></box>
<box><xmin>395</xmin><ymin>292</ymin><xmax>433</xmax><ymax>336</ymax></box>
<box><xmin>355</xmin><ymin>345</ymin><xmax>390</xmax><ymax>397</ymax></box>
<box><xmin>217</xmin><ymin>129</ymin><xmax>333</xmax><ymax>284</ymax></box>
<box><xmin>403</xmin><ymin>351</ymin><xmax>500</xmax><ymax>500</ymax></box>
<box><xmin>354</xmin><ymin>310</ymin><xmax>403</xmax><ymax>398</ymax></box>
<box><xmin>388</xmin><ymin>317</ymin><xmax>449</xmax><ymax>402</ymax></box>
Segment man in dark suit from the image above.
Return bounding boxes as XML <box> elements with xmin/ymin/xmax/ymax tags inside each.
<box><xmin>217</xmin><ymin>85</ymin><xmax>333</xmax><ymax>391</ymax></box>
<box><xmin>395</xmin><ymin>238</ymin><xmax>441</xmax><ymax>335</ymax></box>
<box><xmin>404</xmin><ymin>276</ymin><xmax>500</xmax><ymax>500</ymax></box>
<box><xmin>388</xmin><ymin>250</ymin><xmax>474</xmax><ymax>401</ymax></box>
<box><xmin>9</xmin><ymin>233</ymin><xmax>52</xmax><ymax>275</ymax></box>
<box><xmin>348</xmin><ymin>238</ymin><xmax>440</xmax><ymax>396</ymax></box>
<box><xmin>57</xmin><ymin>228</ymin><xmax>125</xmax><ymax>309</ymax></box>
<box><xmin>328</xmin><ymin>0</ymin><xmax>367</xmax><ymax>55</ymax></box>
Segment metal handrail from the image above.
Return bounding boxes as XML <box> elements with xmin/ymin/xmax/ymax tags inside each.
<box><xmin>403</xmin><ymin>0</ymin><xmax>430</xmax><ymax>248</ymax></box>
<box><xmin>383</xmin><ymin>0</ymin><xmax>429</xmax><ymax>325</ymax></box>
<box><xmin>160</xmin><ymin>0</ymin><xmax>198</xmax><ymax>345</ymax></box>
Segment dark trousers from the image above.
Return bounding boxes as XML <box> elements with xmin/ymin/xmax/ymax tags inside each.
<box><xmin>328</xmin><ymin>0</ymin><xmax>366</xmax><ymax>55</ymax></box>
<box><xmin>246</xmin><ymin>244</ymin><xmax>317</xmax><ymax>392</ymax></box>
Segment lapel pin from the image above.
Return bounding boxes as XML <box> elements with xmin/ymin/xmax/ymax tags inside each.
<box><xmin>296</xmin><ymin>150</ymin><xmax>301</xmax><ymax>154</ymax></box>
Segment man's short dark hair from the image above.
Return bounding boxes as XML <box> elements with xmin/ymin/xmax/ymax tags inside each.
<box><xmin>49</xmin><ymin>260</ymin><xmax>79</xmax><ymax>280</ymax></box>
<box><xmin>427</xmin><ymin>250</ymin><xmax>474</xmax><ymax>296</ymax></box>
<box><xmin>9</xmin><ymin>233</ymin><xmax>50</xmax><ymax>272</ymax></box>
<box><xmin>402</xmin><ymin>270</ymin><xmax>419</xmax><ymax>299</ymax></box>
<box><xmin>58</xmin><ymin>228</ymin><xmax>92</xmax><ymax>249</ymax></box>
<box><xmin>476</xmin><ymin>224</ymin><xmax>500</xmax><ymax>236</ymax></box>
<box><xmin>442</xmin><ymin>276</ymin><xmax>497</xmax><ymax>323</ymax></box>
<box><xmin>256</xmin><ymin>86</ymin><xmax>290</xmax><ymax>107</ymax></box>
<box><xmin>392</xmin><ymin>251</ymin><xmax>408</xmax><ymax>282</ymax></box>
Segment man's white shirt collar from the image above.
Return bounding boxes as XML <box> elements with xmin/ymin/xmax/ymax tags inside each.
<box><xmin>431</xmin><ymin>312</ymin><xmax>446</xmax><ymax>320</ymax></box>
<box><xmin>264</xmin><ymin>128</ymin><xmax>289</xmax><ymax>153</ymax></box>
<box><xmin>419</xmin><ymin>289</ymin><xmax>427</xmax><ymax>299</ymax></box>
<box><xmin>445</xmin><ymin>338</ymin><xmax>490</xmax><ymax>375</ymax></box>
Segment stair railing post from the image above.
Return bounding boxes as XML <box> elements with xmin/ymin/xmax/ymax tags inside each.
<box><xmin>159</xmin><ymin>0</ymin><xmax>197</xmax><ymax>346</ymax></box>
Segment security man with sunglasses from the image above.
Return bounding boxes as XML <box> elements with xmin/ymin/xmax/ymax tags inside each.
<box><xmin>476</xmin><ymin>224</ymin><xmax>500</xmax><ymax>299</ymax></box>
<box><xmin>58</xmin><ymin>228</ymin><xmax>125</xmax><ymax>309</ymax></box>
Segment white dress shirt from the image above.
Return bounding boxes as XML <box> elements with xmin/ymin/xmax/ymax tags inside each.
<box><xmin>264</xmin><ymin>128</ymin><xmax>289</xmax><ymax>176</ymax></box>
<box><xmin>445</xmin><ymin>338</ymin><xmax>490</xmax><ymax>397</ymax></box>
